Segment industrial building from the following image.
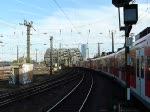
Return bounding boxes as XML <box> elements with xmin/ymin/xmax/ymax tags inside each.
<box><xmin>81</xmin><ymin>44</ymin><xmax>87</xmax><ymax>60</ymax></box>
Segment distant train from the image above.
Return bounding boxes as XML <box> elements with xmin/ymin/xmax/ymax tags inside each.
<box><xmin>77</xmin><ymin>27</ymin><xmax>150</xmax><ymax>110</ymax></box>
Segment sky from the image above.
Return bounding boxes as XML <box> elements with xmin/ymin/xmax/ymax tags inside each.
<box><xmin>0</xmin><ymin>0</ymin><xmax>149</xmax><ymax>62</ymax></box>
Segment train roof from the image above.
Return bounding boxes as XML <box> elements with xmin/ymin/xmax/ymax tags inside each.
<box><xmin>101</xmin><ymin>53</ymin><xmax>115</xmax><ymax>59</ymax></box>
<box><xmin>90</xmin><ymin>53</ymin><xmax>115</xmax><ymax>61</ymax></box>
<box><xmin>133</xmin><ymin>33</ymin><xmax>150</xmax><ymax>47</ymax></box>
<box><xmin>80</xmin><ymin>28</ymin><xmax>150</xmax><ymax>62</ymax></box>
<box><xmin>115</xmin><ymin>47</ymin><xmax>125</xmax><ymax>55</ymax></box>
<box><xmin>135</xmin><ymin>27</ymin><xmax>150</xmax><ymax>41</ymax></box>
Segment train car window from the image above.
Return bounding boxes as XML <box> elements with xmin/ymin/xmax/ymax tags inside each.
<box><xmin>137</xmin><ymin>58</ymin><xmax>139</xmax><ymax>77</ymax></box>
<box><xmin>141</xmin><ymin>56</ymin><xmax>144</xmax><ymax>78</ymax></box>
<box><xmin>147</xmin><ymin>56</ymin><xmax>150</xmax><ymax>80</ymax></box>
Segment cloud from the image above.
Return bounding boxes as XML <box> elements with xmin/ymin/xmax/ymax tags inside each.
<box><xmin>25</xmin><ymin>6</ymin><xmax>122</xmax><ymax>60</ymax></box>
<box><xmin>30</xmin><ymin>3</ymin><xmax>150</xmax><ymax>58</ymax></box>
<box><xmin>0</xmin><ymin>2</ymin><xmax>149</xmax><ymax>61</ymax></box>
<box><xmin>14</xmin><ymin>10</ymin><xmax>39</xmax><ymax>16</ymax></box>
<box><xmin>15</xmin><ymin>0</ymin><xmax>49</xmax><ymax>13</ymax></box>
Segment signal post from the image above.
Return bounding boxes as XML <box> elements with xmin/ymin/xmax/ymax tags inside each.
<box><xmin>112</xmin><ymin>0</ymin><xmax>138</xmax><ymax>101</ymax></box>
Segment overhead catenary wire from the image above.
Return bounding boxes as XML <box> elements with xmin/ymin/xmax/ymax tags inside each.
<box><xmin>52</xmin><ymin>0</ymin><xmax>90</xmax><ymax>44</ymax></box>
<box><xmin>0</xmin><ymin>17</ymin><xmax>25</xmax><ymax>30</ymax></box>
<box><xmin>2</xmin><ymin>1</ymin><xmax>147</xmax><ymax>61</ymax></box>
<box><xmin>52</xmin><ymin>0</ymin><xmax>79</xmax><ymax>33</ymax></box>
<box><xmin>0</xmin><ymin>21</ymin><xmax>16</xmax><ymax>29</ymax></box>
<box><xmin>3</xmin><ymin>0</ymin><xmax>116</xmax><ymax>34</ymax></box>
<box><xmin>36</xmin><ymin>17</ymin><xmax>115</xmax><ymax>31</ymax></box>
<box><xmin>0</xmin><ymin>1</ymin><xmax>117</xmax><ymax>38</ymax></box>
<box><xmin>132</xmin><ymin>1</ymin><xmax>150</xmax><ymax>30</ymax></box>
<box><xmin>0</xmin><ymin>17</ymin><xmax>18</xmax><ymax>26</ymax></box>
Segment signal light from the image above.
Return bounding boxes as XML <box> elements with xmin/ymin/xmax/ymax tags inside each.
<box><xmin>112</xmin><ymin>0</ymin><xmax>132</xmax><ymax>7</ymax></box>
<box><xmin>124</xmin><ymin>4</ymin><xmax>138</xmax><ymax>25</ymax></box>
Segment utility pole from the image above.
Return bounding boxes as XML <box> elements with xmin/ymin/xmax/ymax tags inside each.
<box><xmin>19</xmin><ymin>20</ymin><xmax>36</xmax><ymax>63</ymax></box>
<box><xmin>87</xmin><ymin>47</ymin><xmax>89</xmax><ymax>59</ymax></box>
<box><xmin>36</xmin><ymin>49</ymin><xmax>38</xmax><ymax>63</ymax></box>
<box><xmin>57</xmin><ymin>49</ymin><xmax>59</xmax><ymax>69</ymax></box>
<box><xmin>50</xmin><ymin>36</ymin><xmax>53</xmax><ymax>75</ymax></box>
<box><xmin>110</xmin><ymin>30</ymin><xmax>115</xmax><ymax>53</ymax></box>
<box><xmin>57</xmin><ymin>43</ymin><xmax>61</xmax><ymax>69</ymax></box>
<box><xmin>86</xmin><ymin>29</ymin><xmax>90</xmax><ymax>59</ymax></box>
<box><xmin>17</xmin><ymin>45</ymin><xmax>19</xmax><ymax>63</ymax></box>
<box><xmin>59</xmin><ymin>43</ymin><xmax>61</xmax><ymax>67</ymax></box>
<box><xmin>67</xmin><ymin>49</ymin><xmax>70</xmax><ymax>67</ymax></box>
<box><xmin>98</xmin><ymin>43</ymin><xmax>100</xmax><ymax>57</ymax></box>
<box><xmin>59</xmin><ymin>29</ymin><xmax>62</xmax><ymax>68</ymax></box>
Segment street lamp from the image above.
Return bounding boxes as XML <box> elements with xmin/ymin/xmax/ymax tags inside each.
<box><xmin>0</xmin><ymin>45</ymin><xmax>5</xmax><ymax>61</ymax></box>
<box><xmin>50</xmin><ymin>36</ymin><xmax>53</xmax><ymax>75</ymax></box>
<box><xmin>36</xmin><ymin>49</ymin><xmax>38</xmax><ymax>64</ymax></box>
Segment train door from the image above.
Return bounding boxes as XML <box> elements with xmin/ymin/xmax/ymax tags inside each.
<box><xmin>136</xmin><ymin>48</ymin><xmax>145</xmax><ymax>98</ymax></box>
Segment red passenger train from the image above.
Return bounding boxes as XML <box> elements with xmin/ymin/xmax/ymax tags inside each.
<box><xmin>77</xmin><ymin>27</ymin><xmax>150</xmax><ymax>109</ymax></box>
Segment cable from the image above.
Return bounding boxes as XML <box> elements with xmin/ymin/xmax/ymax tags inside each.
<box><xmin>138</xmin><ymin>7</ymin><xmax>149</xmax><ymax>20</ymax></box>
<box><xmin>0</xmin><ymin>17</ymin><xmax>24</xmax><ymax>29</ymax></box>
<box><xmin>0</xmin><ymin>21</ymin><xmax>16</xmax><ymax>29</ymax></box>
<box><xmin>132</xmin><ymin>10</ymin><xmax>150</xmax><ymax>30</ymax></box>
<box><xmin>137</xmin><ymin>0</ymin><xmax>150</xmax><ymax>20</ymax></box>
<box><xmin>36</xmin><ymin>18</ymin><xmax>108</xmax><ymax>31</ymax></box>
<box><xmin>131</xmin><ymin>2</ymin><xmax>150</xmax><ymax>30</ymax></box>
<box><xmin>0</xmin><ymin>18</ymin><xmax>18</xmax><ymax>25</ymax></box>
<box><xmin>52</xmin><ymin>0</ymin><xmax>79</xmax><ymax>33</ymax></box>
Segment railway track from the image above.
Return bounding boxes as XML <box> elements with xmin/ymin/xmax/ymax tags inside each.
<box><xmin>46</xmin><ymin>72</ymin><xmax>93</xmax><ymax>112</ymax></box>
<box><xmin>0</xmin><ymin>68</ymin><xmax>82</xmax><ymax>107</ymax></box>
<box><xmin>0</xmin><ymin>68</ymin><xmax>146</xmax><ymax>112</ymax></box>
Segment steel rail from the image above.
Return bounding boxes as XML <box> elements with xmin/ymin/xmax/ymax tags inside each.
<box><xmin>0</xmin><ymin>74</ymin><xmax>82</xmax><ymax>107</ymax></box>
<box><xmin>46</xmin><ymin>74</ymin><xmax>85</xmax><ymax>112</ymax></box>
<box><xmin>0</xmin><ymin>69</ymin><xmax>74</xmax><ymax>97</ymax></box>
<box><xmin>46</xmin><ymin>73</ymin><xmax>93</xmax><ymax>112</ymax></box>
<box><xmin>78</xmin><ymin>74</ymin><xmax>93</xmax><ymax>112</ymax></box>
<box><xmin>0</xmin><ymin>71</ymin><xmax>81</xmax><ymax>107</ymax></box>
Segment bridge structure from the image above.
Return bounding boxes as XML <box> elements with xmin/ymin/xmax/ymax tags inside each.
<box><xmin>44</xmin><ymin>48</ymin><xmax>83</xmax><ymax>67</ymax></box>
